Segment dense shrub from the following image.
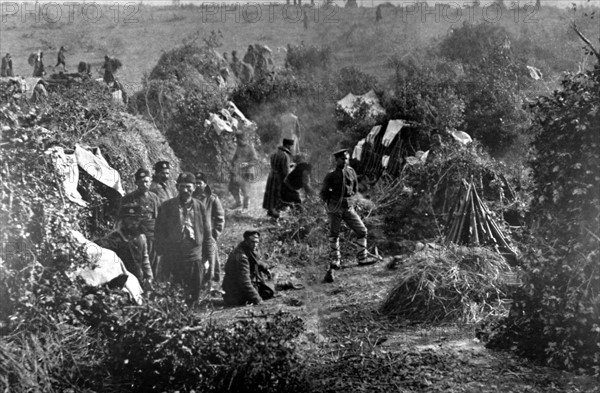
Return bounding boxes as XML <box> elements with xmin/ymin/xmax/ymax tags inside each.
<box><xmin>487</xmin><ymin>62</ymin><xmax>600</xmax><ymax>374</ymax></box>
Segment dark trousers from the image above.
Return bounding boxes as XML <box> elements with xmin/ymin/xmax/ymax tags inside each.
<box><xmin>162</xmin><ymin>239</ymin><xmax>204</xmax><ymax>305</ymax></box>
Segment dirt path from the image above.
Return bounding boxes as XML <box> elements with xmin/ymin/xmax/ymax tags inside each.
<box><xmin>206</xmin><ymin>180</ymin><xmax>599</xmax><ymax>393</ymax></box>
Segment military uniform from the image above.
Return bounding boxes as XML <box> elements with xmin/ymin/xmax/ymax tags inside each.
<box><xmin>149</xmin><ymin>161</ymin><xmax>175</xmax><ymax>204</ymax></box>
<box><xmin>263</xmin><ymin>140</ymin><xmax>294</xmax><ymax>218</ymax></box>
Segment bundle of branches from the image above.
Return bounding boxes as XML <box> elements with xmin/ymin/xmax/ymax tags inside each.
<box><xmin>380</xmin><ymin>245</ymin><xmax>512</xmax><ymax>323</ymax></box>
<box><xmin>445</xmin><ymin>179</ymin><xmax>516</xmax><ymax>257</ymax></box>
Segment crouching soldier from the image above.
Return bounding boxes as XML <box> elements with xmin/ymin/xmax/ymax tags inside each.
<box><xmin>321</xmin><ymin>149</ymin><xmax>378</xmax><ymax>283</ymax></box>
<box><xmin>95</xmin><ymin>204</ymin><xmax>153</xmax><ymax>289</ymax></box>
<box><xmin>222</xmin><ymin>231</ymin><xmax>274</xmax><ymax>306</ymax></box>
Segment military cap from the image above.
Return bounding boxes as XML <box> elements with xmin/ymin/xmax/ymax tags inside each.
<box><xmin>283</xmin><ymin>138</ymin><xmax>295</xmax><ymax>146</ymax></box>
<box><xmin>154</xmin><ymin>161</ymin><xmax>170</xmax><ymax>171</ymax></box>
<box><xmin>177</xmin><ymin>172</ymin><xmax>196</xmax><ymax>184</ymax></box>
<box><xmin>243</xmin><ymin>230</ymin><xmax>261</xmax><ymax>239</ymax></box>
<box><xmin>333</xmin><ymin>148</ymin><xmax>349</xmax><ymax>158</ymax></box>
<box><xmin>134</xmin><ymin>168</ymin><xmax>151</xmax><ymax>181</ymax></box>
<box><xmin>119</xmin><ymin>204</ymin><xmax>143</xmax><ymax>218</ymax></box>
<box><xmin>195</xmin><ymin>172</ymin><xmax>207</xmax><ymax>183</ymax></box>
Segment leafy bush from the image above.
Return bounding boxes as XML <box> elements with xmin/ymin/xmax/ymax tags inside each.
<box><xmin>285</xmin><ymin>43</ymin><xmax>332</xmax><ymax>75</ymax></box>
<box><xmin>486</xmin><ymin>62</ymin><xmax>600</xmax><ymax>374</ymax></box>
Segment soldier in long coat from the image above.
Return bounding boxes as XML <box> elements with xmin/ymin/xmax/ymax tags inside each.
<box><xmin>121</xmin><ymin>168</ymin><xmax>162</xmax><ymax>279</ymax></box>
<box><xmin>262</xmin><ymin>139</ymin><xmax>294</xmax><ymax>219</ymax></box>
<box><xmin>193</xmin><ymin>172</ymin><xmax>225</xmax><ymax>290</ymax></box>
<box><xmin>222</xmin><ymin>231</ymin><xmax>274</xmax><ymax>306</ymax></box>
<box><xmin>149</xmin><ymin>161</ymin><xmax>175</xmax><ymax>204</ymax></box>
<box><xmin>56</xmin><ymin>46</ymin><xmax>66</xmax><ymax>71</ymax></box>
<box><xmin>155</xmin><ymin>173</ymin><xmax>212</xmax><ymax>306</ymax></box>
<box><xmin>1</xmin><ymin>53</ymin><xmax>13</xmax><ymax>77</ymax></box>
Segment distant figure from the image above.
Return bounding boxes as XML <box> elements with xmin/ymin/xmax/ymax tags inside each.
<box><xmin>102</xmin><ymin>55</ymin><xmax>115</xmax><ymax>84</ymax></box>
<box><xmin>375</xmin><ymin>5</ymin><xmax>382</xmax><ymax>23</ymax></box>
<box><xmin>1</xmin><ymin>53</ymin><xmax>13</xmax><ymax>77</ymax></box>
<box><xmin>56</xmin><ymin>46</ymin><xmax>66</xmax><ymax>71</ymax></box>
<box><xmin>263</xmin><ymin>138</ymin><xmax>294</xmax><ymax>220</ymax></box>
<box><xmin>243</xmin><ymin>45</ymin><xmax>257</xmax><ymax>68</ymax></box>
<box><xmin>149</xmin><ymin>161</ymin><xmax>175</xmax><ymax>204</ymax></box>
<box><xmin>279</xmin><ymin>112</ymin><xmax>302</xmax><ymax>155</ymax></box>
<box><xmin>303</xmin><ymin>10</ymin><xmax>309</xmax><ymax>29</ymax></box>
<box><xmin>77</xmin><ymin>61</ymin><xmax>92</xmax><ymax>77</ymax></box>
<box><xmin>33</xmin><ymin>52</ymin><xmax>45</xmax><ymax>77</ymax></box>
<box><xmin>222</xmin><ymin>231</ymin><xmax>274</xmax><ymax>306</ymax></box>
<box><xmin>230</xmin><ymin>50</ymin><xmax>241</xmax><ymax>77</ymax></box>
<box><xmin>281</xmin><ymin>153</ymin><xmax>314</xmax><ymax>210</ymax></box>
<box><xmin>192</xmin><ymin>172</ymin><xmax>225</xmax><ymax>291</ymax></box>
<box><xmin>229</xmin><ymin>133</ymin><xmax>259</xmax><ymax>209</ymax></box>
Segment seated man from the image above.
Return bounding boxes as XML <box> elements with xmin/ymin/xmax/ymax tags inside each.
<box><xmin>95</xmin><ymin>204</ymin><xmax>153</xmax><ymax>289</ymax></box>
<box><xmin>222</xmin><ymin>231</ymin><xmax>274</xmax><ymax>306</ymax></box>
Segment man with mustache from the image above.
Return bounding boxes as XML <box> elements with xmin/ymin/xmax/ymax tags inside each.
<box><xmin>150</xmin><ymin>161</ymin><xmax>175</xmax><ymax>204</ymax></box>
<box><xmin>155</xmin><ymin>173</ymin><xmax>212</xmax><ymax>306</ymax></box>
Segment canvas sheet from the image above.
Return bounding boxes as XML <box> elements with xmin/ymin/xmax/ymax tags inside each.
<box><xmin>45</xmin><ymin>146</ymin><xmax>87</xmax><ymax>206</ymax></box>
<box><xmin>75</xmin><ymin>144</ymin><xmax>125</xmax><ymax>195</ymax></box>
<box><xmin>382</xmin><ymin>119</ymin><xmax>407</xmax><ymax>147</ymax></box>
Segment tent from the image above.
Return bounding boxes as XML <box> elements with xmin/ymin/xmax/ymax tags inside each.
<box><xmin>337</xmin><ymin>90</ymin><xmax>386</xmax><ymax>119</ymax></box>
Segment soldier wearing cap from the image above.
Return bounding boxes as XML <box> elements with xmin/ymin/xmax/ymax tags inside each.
<box><xmin>262</xmin><ymin>138</ymin><xmax>295</xmax><ymax>220</ymax></box>
<box><xmin>155</xmin><ymin>172</ymin><xmax>212</xmax><ymax>306</ymax></box>
<box><xmin>150</xmin><ymin>161</ymin><xmax>175</xmax><ymax>204</ymax></box>
<box><xmin>95</xmin><ymin>204</ymin><xmax>153</xmax><ymax>288</ymax></box>
<box><xmin>320</xmin><ymin>148</ymin><xmax>377</xmax><ymax>283</ymax></box>
<box><xmin>221</xmin><ymin>230</ymin><xmax>274</xmax><ymax>306</ymax></box>
<box><xmin>121</xmin><ymin>168</ymin><xmax>162</xmax><ymax>279</ymax></box>
<box><xmin>193</xmin><ymin>171</ymin><xmax>225</xmax><ymax>291</ymax></box>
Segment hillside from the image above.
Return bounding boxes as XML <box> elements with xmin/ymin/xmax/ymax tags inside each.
<box><xmin>1</xmin><ymin>2</ymin><xmax>598</xmax><ymax>94</ymax></box>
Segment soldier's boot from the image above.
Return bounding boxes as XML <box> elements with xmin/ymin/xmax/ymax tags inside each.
<box><xmin>329</xmin><ymin>236</ymin><xmax>341</xmax><ymax>270</ymax></box>
<box><xmin>357</xmin><ymin>237</ymin><xmax>378</xmax><ymax>265</ymax></box>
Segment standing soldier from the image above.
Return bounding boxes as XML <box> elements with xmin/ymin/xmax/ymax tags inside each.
<box><xmin>281</xmin><ymin>153</ymin><xmax>314</xmax><ymax>211</ymax></box>
<box><xmin>229</xmin><ymin>133</ymin><xmax>259</xmax><ymax>210</ymax></box>
<box><xmin>95</xmin><ymin>204</ymin><xmax>154</xmax><ymax>289</ymax></box>
<box><xmin>102</xmin><ymin>55</ymin><xmax>115</xmax><ymax>85</ymax></box>
<box><xmin>243</xmin><ymin>45</ymin><xmax>257</xmax><ymax>68</ymax></box>
<box><xmin>230</xmin><ymin>50</ymin><xmax>241</xmax><ymax>78</ymax></box>
<box><xmin>375</xmin><ymin>5</ymin><xmax>382</xmax><ymax>23</ymax></box>
<box><xmin>303</xmin><ymin>9</ymin><xmax>309</xmax><ymax>30</ymax></box>
<box><xmin>155</xmin><ymin>173</ymin><xmax>212</xmax><ymax>307</ymax></box>
<box><xmin>150</xmin><ymin>161</ymin><xmax>175</xmax><ymax>204</ymax></box>
<box><xmin>263</xmin><ymin>139</ymin><xmax>294</xmax><ymax>220</ymax></box>
<box><xmin>193</xmin><ymin>172</ymin><xmax>225</xmax><ymax>292</ymax></box>
<box><xmin>33</xmin><ymin>51</ymin><xmax>45</xmax><ymax>77</ymax></box>
<box><xmin>56</xmin><ymin>46</ymin><xmax>66</xmax><ymax>71</ymax></box>
<box><xmin>320</xmin><ymin>149</ymin><xmax>378</xmax><ymax>283</ymax></box>
<box><xmin>121</xmin><ymin>168</ymin><xmax>162</xmax><ymax>279</ymax></box>
<box><xmin>1</xmin><ymin>53</ymin><xmax>13</xmax><ymax>77</ymax></box>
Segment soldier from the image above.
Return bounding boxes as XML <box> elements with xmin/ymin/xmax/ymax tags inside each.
<box><xmin>121</xmin><ymin>168</ymin><xmax>162</xmax><ymax>279</ymax></box>
<box><xmin>375</xmin><ymin>5</ymin><xmax>382</xmax><ymax>23</ymax></box>
<box><xmin>281</xmin><ymin>153</ymin><xmax>314</xmax><ymax>211</ymax></box>
<box><xmin>193</xmin><ymin>172</ymin><xmax>225</xmax><ymax>291</ymax></box>
<box><xmin>33</xmin><ymin>52</ymin><xmax>45</xmax><ymax>77</ymax></box>
<box><xmin>102</xmin><ymin>55</ymin><xmax>115</xmax><ymax>85</ymax></box>
<box><xmin>155</xmin><ymin>173</ymin><xmax>212</xmax><ymax>306</ymax></box>
<box><xmin>229</xmin><ymin>133</ymin><xmax>259</xmax><ymax>210</ymax></box>
<box><xmin>56</xmin><ymin>46</ymin><xmax>66</xmax><ymax>71</ymax></box>
<box><xmin>1</xmin><ymin>53</ymin><xmax>13</xmax><ymax>77</ymax></box>
<box><xmin>263</xmin><ymin>139</ymin><xmax>294</xmax><ymax>220</ymax></box>
<box><xmin>222</xmin><ymin>231</ymin><xmax>274</xmax><ymax>306</ymax></box>
<box><xmin>230</xmin><ymin>50</ymin><xmax>241</xmax><ymax>77</ymax></box>
<box><xmin>320</xmin><ymin>149</ymin><xmax>378</xmax><ymax>283</ymax></box>
<box><xmin>243</xmin><ymin>45</ymin><xmax>257</xmax><ymax>68</ymax></box>
<box><xmin>95</xmin><ymin>204</ymin><xmax>153</xmax><ymax>289</ymax></box>
<box><xmin>149</xmin><ymin>161</ymin><xmax>175</xmax><ymax>204</ymax></box>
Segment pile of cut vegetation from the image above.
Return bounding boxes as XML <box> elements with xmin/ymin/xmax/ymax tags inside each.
<box><xmin>380</xmin><ymin>245</ymin><xmax>513</xmax><ymax>323</ymax></box>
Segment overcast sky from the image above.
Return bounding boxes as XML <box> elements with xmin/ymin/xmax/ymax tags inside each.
<box><xmin>8</xmin><ymin>0</ymin><xmax>599</xmax><ymax>8</ymax></box>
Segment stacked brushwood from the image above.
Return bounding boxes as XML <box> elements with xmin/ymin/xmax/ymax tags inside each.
<box><xmin>445</xmin><ymin>179</ymin><xmax>515</xmax><ymax>256</ymax></box>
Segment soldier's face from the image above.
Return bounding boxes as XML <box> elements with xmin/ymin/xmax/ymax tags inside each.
<box><xmin>196</xmin><ymin>180</ymin><xmax>206</xmax><ymax>193</ymax></box>
<box><xmin>156</xmin><ymin>169</ymin><xmax>170</xmax><ymax>182</ymax></box>
<box><xmin>122</xmin><ymin>217</ymin><xmax>141</xmax><ymax>233</ymax></box>
<box><xmin>335</xmin><ymin>153</ymin><xmax>349</xmax><ymax>168</ymax></box>
<box><xmin>245</xmin><ymin>234</ymin><xmax>260</xmax><ymax>250</ymax></box>
<box><xmin>177</xmin><ymin>183</ymin><xmax>195</xmax><ymax>202</ymax></box>
<box><xmin>136</xmin><ymin>176</ymin><xmax>151</xmax><ymax>192</ymax></box>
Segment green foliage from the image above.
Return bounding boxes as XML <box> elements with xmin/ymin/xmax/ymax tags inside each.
<box><xmin>487</xmin><ymin>64</ymin><xmax>600</xmax><ymax>375</ymax></box>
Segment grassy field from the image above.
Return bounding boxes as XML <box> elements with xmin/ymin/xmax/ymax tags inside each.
<box><xmin>2</xmin><ymin>2</ymin><xmax>598</xmax><ymax>95</ymax></box>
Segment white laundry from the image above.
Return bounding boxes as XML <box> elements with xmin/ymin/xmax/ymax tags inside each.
<box><xmin>382</xmin><ymin>119</ymin><xmax>407</xmax><ymax>147</ymax></box>
<box><xmin>45</xmin><ymin>146</ymin><xmax>87</xmax><ymax>207</ymax></box>
<box><xmin>353</xmin><ymin>139</ymin><xmax>366</xmax><ymax>160</ymax></box>
<box><xmin>382</xmin><ymin>155</ymin><xmax>390</xmax><ymax>168</ymax></box>
<box><xmin>75</xmin><ymin>144</ymin><xmax>125</xmax><ymax>195</ymax></box>
<box><xmin>450</xmin><ymin>129</ymin><xmax>473</xmax><ymax>145</ymax></box>
<box><xmin>366</xmin><ymin>125</ymin><xmax>382</xmax><ymax>144</ymax></box>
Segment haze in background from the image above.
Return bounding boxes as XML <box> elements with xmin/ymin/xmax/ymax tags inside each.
<box><xmin>14</xmin><ymin>0</ymin><xmax>599</xmax><ymax>9</ymax></box>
